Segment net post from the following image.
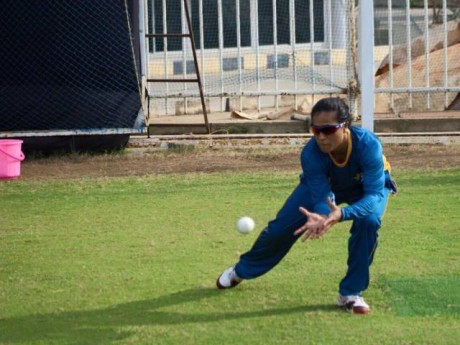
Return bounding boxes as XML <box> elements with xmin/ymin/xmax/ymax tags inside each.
<box><xmin>358</xmin><ymin>0</ymin><xmax>375</xmax><ymax>132</ymax></box>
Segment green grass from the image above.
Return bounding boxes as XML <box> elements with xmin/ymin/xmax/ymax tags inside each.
<box><xmin>0</xmin><ymin>169</ymin><xmax>459</xmax><ymax>345</ymax></box>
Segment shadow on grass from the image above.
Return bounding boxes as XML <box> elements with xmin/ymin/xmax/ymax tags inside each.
<box><xmin>0</xmin><ymin>288</ymin><xmax>336</xmax><ymax>344</ymax></box>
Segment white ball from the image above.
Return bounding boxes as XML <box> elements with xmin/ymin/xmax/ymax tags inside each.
<box><xmin>236</xmin><ymin>216</ymin><xmax>255</xmax><ymax>234</ymax></box>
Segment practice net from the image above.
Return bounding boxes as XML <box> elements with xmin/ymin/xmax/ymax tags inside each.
<box><xmin>0</xmin><ymin>0</ymin><xmax>143</xmax><ymax>135</ymax></box>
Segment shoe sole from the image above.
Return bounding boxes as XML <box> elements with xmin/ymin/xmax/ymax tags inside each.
<box><xmin>337</xmin><ymin>303</ymin><xmax>370</xmax><ymax>314</ymax></box>
<box><xmin>352</xmin><ymin>306</ymin><xmax>370</xmax><ymax>314</ymax></box>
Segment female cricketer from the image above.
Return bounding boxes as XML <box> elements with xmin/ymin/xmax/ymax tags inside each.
<box><xmin>216</xmin><ymin>97</ymin><xmax>397</xmax><ymax>314</ymax></box>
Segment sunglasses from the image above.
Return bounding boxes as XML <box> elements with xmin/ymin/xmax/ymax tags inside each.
<box><xmin>311</xmin><ymin>122</ymin><xmax>345</xmax><ymax>136</ymax></box>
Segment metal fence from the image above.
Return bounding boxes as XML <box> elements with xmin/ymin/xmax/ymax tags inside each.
<box><xmin>374</xmin><ymin>0</ymin><xmax>460</xmax><ymax>115</ymax></box>
<box><xmin>145</xmin><ymin>0</ymin><xmax>355</xmax><ymax>116</ymax></box>
<box><xmin>145</xmin><ymin>0</ymin><xmax>460</xmax><ymax>118</ymax></box>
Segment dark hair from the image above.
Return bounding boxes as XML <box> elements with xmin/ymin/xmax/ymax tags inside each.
<box><xmin>311</xmin><ymin>97</ymin><xmax>352</xmax><ymax>124</ymax></box>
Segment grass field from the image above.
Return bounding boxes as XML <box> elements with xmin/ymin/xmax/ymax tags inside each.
<box><xmin>1</xmin><ymin>168</ymin><xmax>459</xmax><ymax>345</ymax></box>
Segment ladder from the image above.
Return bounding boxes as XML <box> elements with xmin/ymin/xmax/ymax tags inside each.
<box><xmin>145</xmin><ymin>0</ymin><xmax>210</xmax><ymax>134</ymax></box>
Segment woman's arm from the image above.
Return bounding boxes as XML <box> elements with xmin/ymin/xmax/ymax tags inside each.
<box><xmin>341</xmin><ymin>139</ymin><xmax>385</xmax><ymax>221</ymax></box>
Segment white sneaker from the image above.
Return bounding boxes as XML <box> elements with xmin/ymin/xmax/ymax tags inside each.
<box><xmin>216</xmin><ymin>266</ymin><xmax>242</xmax><ymax>289</ymax></box>
<box><xmin>337</xmin><ymin>295</ymin><xmax>370</xmax><ymax>314</ymax></box>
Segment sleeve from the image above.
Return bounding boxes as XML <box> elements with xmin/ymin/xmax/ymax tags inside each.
<box><xmin>300</xmin><ymin>145</ymin><xmax>332</xmax><ymax>216</ymax></box>
<box><xmin>341</xmin><ymin>138</ymin><xmax>385</xmax><ymax>221</ymax></box>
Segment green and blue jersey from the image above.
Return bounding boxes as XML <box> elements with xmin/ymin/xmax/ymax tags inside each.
<box><xmin>300</xmin><ymin>126</ymin><xmax>395</xmax><ymax>221</ymax></box>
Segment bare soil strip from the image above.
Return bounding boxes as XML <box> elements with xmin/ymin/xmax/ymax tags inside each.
<box><xmin>17</xmin><ymin>144</ymin><xmax>460</xmax><ymax>181</ymax></box>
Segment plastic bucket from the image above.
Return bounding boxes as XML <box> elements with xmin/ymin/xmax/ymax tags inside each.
<box><xmin>0</xmin><ymin>139</ymin><xmax>25</xmax><ymax>180</ymax></box>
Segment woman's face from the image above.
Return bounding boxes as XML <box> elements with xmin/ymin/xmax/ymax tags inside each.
<box><xmin>311</xmin><ymin>111</ymin><xmax>347</xmax><ymax>154</ymax></box>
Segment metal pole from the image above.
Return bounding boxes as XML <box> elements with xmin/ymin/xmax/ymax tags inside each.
<box><xmin>423</xmin><ymin>0</ymin><xmax>430</xmax><ymax>109</ymax></box>
<box><xmin>218</xmin><ymin>0</ymin><xmax>224</xmax><ymax>112</ymax></box>
<box><xmin>289</xmin><ymin>0</ymin><xmax>297</xmax><ymax>108</ymax></box>
<box><xmin>199</xmin><ymin>0</ymin><xmax>205</xmax><ymax>92</ymax></box>
<box><xmin>388</xmin><ymin>0</ymin><xmax>394</xmax><ymax>111</ymax></box>
<box><xmin>327</xmin><ymin>0</ymin><xmax>333</xmax><ymax>93</ymax></box>
<box><xmin>309</xmin><ymin>0</ymin><xmax>315</xmax><ymax>96</ymax></box>
<box><xmin>181</xmin><ymin>0</ymin><xmax>188</xmax><ymax>114</ymax></box>
<box><xmin>359</xmin><ymin>0</ymin><xmax>375</xmax><ymax>131</ymax></box>
<box><xmin>254</xmin><ymin>0</ymin><xmax>261</xmax><ymax>111</ymax></box>
<box><xmin>273</xmin><ymin>0</ymin><xmax>279</xmax><ymax>110</ymax></box>
<box><xmin>442</xmin><ymin>0</ymin><xmax>448</xmax><ymax>108</ymax></box>
<box><xmin>405</xmin><ymin>0</ymin><xmax>413</xmax><ymax>109</ymax></box>
<box><xmin>139</xmin><ymin>0</ymin><xmax>147</xmax><ymax>77</ymax></box>
<box><xmin>139</xmin><ymin>0</ymin><xmax>148</xmax><ymax>135</ymax></box>
<box><xmin>162</xmin><ymin>0</ymin><xmax>169</xmax><ymax>114</ymax></box>
<box><xmin>236</xmin><ymin>0</ymin><xmax>243</xmax><ymax>110</ymax></box>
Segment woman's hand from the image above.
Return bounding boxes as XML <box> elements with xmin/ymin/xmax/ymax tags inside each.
<box><xmin>324</xmin><ymin>198</ymin><xmax>342</xmax><ymax>227</ymax></box>
<box><xmin>293</xmin><ymin>198</ymin><xmax>342</xmax><ymax>241</ymax></box>
<box><xmin>293</xmin><ymin>207</ymin><xmax>327</xmax><ymax>242</ymax></box>
<box><xmin>315</xmin><ymin>198</ymin><xmax>342</xmax><ymax>238</ymax></box>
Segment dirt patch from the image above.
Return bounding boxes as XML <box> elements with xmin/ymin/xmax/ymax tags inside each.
<box><xmin>16</xmin><ymin>143</ymin><xmax>460</xmax><ymax>181</ymax></box>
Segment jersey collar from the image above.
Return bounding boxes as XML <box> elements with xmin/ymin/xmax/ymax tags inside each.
<box><xmin>328</xmin><ymin>128</ymin><xmax>352</xmax><ymax>168</ymax></box>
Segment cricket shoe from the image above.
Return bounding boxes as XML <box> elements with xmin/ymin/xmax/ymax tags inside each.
<box><xmin>216</xmin><ymin>266</ymin><xmax>242</xmax><ymax>289</ymax></box>
<box><xmin>337</xmin><ymin>295</ymin><xmax>370</xmax><ymax>314</ymax></box>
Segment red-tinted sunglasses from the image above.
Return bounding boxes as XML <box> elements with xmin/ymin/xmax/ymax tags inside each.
<box><xmin>311</xmin><ymin>122</ymin><xmax>345</xmax><ymax>136</ymax></box>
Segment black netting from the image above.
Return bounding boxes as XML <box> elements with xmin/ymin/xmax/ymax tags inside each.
<box><xmin>0</xmin><ymin>0</ymin><xmax>142</xmax><ymax>132</ymax></box>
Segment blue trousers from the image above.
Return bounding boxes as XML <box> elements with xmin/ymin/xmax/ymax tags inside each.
<box><xmin>234</xmin><ymin>183</ymin><xmax>390</xmax><ymax>296</ymax></box>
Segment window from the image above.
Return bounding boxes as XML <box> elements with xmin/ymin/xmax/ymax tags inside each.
<box><xmin>150</xmin><ymin>0</ymin><xmax>251</xmax><ymax>52</ymax></box>
<box><xmin>191</xmin><ymin>0</ymin><xmax>251</xmax><ymax>49</ymax></box>
<box><xmin>295</xmin><ymin>0</ymin><xmax>324</xmax><ymax>44</ymax></box>
<box><xmin>258</xmin><ymin>0</ymin><xmax>324</xmax><ymax>46</ymax></box>
<box><xmin>153</xmin><ymin>0</ymin><xmax>182</xmax><ymax>52</ymax></box>
<box><xmin>192</xmin><ymin>0</ymin><xmax>218</xmax><ymax>49</ymax></box>
<box><xmin>149</xmin><ymin>0</ymin><xmax>324</xmax><ymax>52</ymax></box>
<box><xmin>257</xmin><ymin>0</ymin><xmax>289</xmax><ymax>45</ymax></box>
<box><xmin>222</xmin><ymin>0</ymin><xmax>251</xmax><ymax>48</ymax></box>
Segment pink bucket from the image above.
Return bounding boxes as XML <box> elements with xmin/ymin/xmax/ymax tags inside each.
<box><xmin>0</xmin><ymin>139</ymin><xmax>26</xmax><ymax>180</ymax></box>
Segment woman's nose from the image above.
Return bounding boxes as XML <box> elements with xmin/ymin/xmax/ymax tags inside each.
<box><xmin>318</xmin><ymin>132</ymin><xmax>327</xmax><ymax>140</ymax></box>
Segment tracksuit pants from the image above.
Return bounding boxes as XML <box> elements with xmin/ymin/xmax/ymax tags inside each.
<box><xmin>234</xmin><ymin>183</ymin><xmax>390</xmax><ymax>296</ymax></box>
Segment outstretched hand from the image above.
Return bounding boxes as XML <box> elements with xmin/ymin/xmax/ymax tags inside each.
<box><xmin>293</xmin><ymin>198</ymin><xmax>342</xmax><ymax>242</ymax></box>
<box><xmin>293</xmin><ymin>207</ymin><xmax>327</xmax><ymax>242</ymax></box>
<box><xmin>323</xmin><ymin>198</ymin><xmax>342</xmax><ymax>229</ymax></box>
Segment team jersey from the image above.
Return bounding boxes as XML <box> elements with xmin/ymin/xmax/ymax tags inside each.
<box><xmin>300</xmin><ymin>126</ymin><xmax>392</xmax><ymax>221</ymax></box>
